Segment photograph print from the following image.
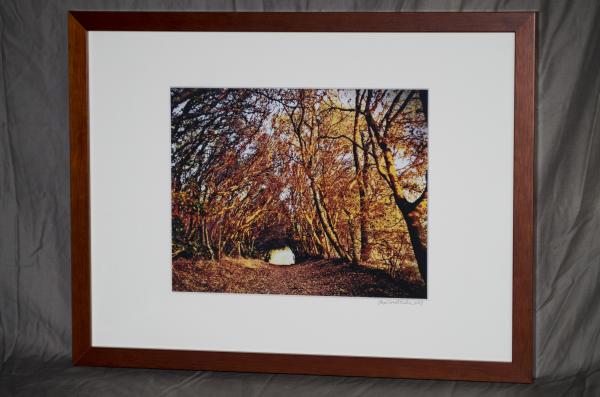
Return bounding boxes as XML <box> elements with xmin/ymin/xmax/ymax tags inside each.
<box><xmin>171</xmin><ymin>88</ymin><xmax>428</xmax><ymax>298</ymax></box>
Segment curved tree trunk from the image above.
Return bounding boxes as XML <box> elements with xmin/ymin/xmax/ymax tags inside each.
<box><xmin>362</xmin><ymin>90</ymin><xmax>428</xmax><ymax>283</ymax></box>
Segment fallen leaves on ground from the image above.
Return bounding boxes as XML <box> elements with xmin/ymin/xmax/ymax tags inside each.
<box><xmin>172</xmin><ymin>257</ymin><xmax>425</xmax><ymax>298</ymax></box>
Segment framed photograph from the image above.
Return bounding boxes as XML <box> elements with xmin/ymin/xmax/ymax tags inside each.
<box><xmin>70</xmin><ymin>12</ymin><xmax>535</xmax><ymax>382</ymax></box>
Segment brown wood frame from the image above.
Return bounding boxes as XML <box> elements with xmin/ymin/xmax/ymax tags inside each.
<box><xmin>69</xmin><ymin>11</ymin><xmax>535</xmax><ymax>383</ymax></box>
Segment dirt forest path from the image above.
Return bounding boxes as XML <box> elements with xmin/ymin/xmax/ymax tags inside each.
<box><xmin>173</xmin><ymin>257</ymin><xmax>425</xmax><ymax>298</ymax></box>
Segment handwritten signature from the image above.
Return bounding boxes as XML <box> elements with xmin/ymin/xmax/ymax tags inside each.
<box><xmin>377</xmin><ymin>299</ymin><xmax>424</xmax><ymax>306</ymax></box>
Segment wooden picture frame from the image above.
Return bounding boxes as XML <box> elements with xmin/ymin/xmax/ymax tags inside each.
<box><xmin>70</xmin><ymin>11</ymin><xmax>535</xmax><ymax>382</ymax></box>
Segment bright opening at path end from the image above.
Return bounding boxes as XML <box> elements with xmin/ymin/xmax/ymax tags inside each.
<box><xmin>268</xmin><ymin>247</ymin><xmax>295</xmax><ymax>265</ymax></box>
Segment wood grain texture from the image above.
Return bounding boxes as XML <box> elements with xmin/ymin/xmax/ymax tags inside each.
<box><xmin>77</xmin><ymin>347</ymin><xmax>527</xmax><ymax>382</ymax></box>
<box><xmin>512</xmin><ymin>12</ymin><xmax>536</xmax><ymax>382</ymax></box>
<box><xmin>69</xmin><ymin>11</ymin><xmax>535</xmax><ymax>383</ymax></box>
<box><xmin>69</xmin><ymin>11</ymin><xmax>531</xmax><ymax>32</ymax></box>
<box><xmin>69</xmin><ymin>13</ymin><xmax>91</xmax><ymax>365</ymax></box>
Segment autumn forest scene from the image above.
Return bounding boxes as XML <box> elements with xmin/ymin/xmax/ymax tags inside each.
<box><xmin>171</xmin><ymin>88</ymin><xmax>428</xmax><ymax>298</ymax></box>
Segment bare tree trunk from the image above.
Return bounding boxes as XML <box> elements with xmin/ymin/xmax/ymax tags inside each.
<box><xmin>344</xmin><ymin>210</ymin><xmax>359</xmax><ymax>266</ymax></box>
<box><xmin>305</xmin><ymin>215</ymin><xmax>325</xmax><ymax>257</ymax></box>
<box><xmin>203</xmin><ymin>218</ymin><xmax>215</xmax><ymax>260</ymax></box>
<box><xmin>360</xmin><ymin>128</ymin><xmax>372</xmax><ymax>262</ymax></box>
<box><xmin>404</xmin><ymin>206</ymin><xmax>427</xmax><ymax>284</ymax></box>
<box><xmin>308</xmin><ymin>178</ymin><xmax>350</xmax><ymax>261</ymax></box>
<box><xmin>216</xmin><ymin>224</ymin><xmax>223</xmax><ymax>260</ymax></box>
<box><xmin>351</xmin><ymin>90</ymin><xmax>370</xmax><ymax>264</ymax></box>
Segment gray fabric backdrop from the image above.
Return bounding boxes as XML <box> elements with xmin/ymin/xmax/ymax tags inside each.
<box><xmin>1</xmin><ymin>1</ymin><xmax>599</xmax><ymax>395</ymax></box>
